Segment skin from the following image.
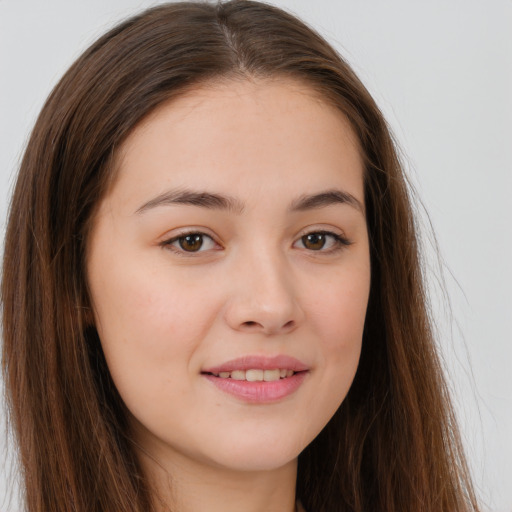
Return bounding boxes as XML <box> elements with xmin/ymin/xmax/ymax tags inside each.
<box><xmin>87</xmin><ymin>78</ymin><xmax>371</xmax><ymax>512</ymax></box>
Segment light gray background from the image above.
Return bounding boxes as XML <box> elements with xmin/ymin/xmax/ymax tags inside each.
<box><xmin>1</xmin><ymin>1</ymin><xmax>511</xmax><ymax>511</ymax></box>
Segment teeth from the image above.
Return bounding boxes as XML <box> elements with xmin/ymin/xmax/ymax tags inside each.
<box><xmin>263</xmin><ymin>369</ymin><xmax>281</xmax><ymax>381</ymax></box>
<box><xmin>246</xmin><ymin>369</ymin><xmax>263</xmax><ymax>382</ymax></box>
<box><xmin>211</xmin><ymin>368</ymin><xmax>296</xmax><ymax>381</ymax></box>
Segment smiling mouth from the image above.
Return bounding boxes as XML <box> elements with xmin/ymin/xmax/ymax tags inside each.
<box><xmin>201</xmin><ymin>355</ymin><xmax>309</xmax><ymax>402</ymax></box>
<box><xmin>205</xmin><ymin>368</ymin><xmax>297</xmax><ymax>381</ymax></box>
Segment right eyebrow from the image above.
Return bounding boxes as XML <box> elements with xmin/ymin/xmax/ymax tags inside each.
<box><xmin>289</xmin><ymin>189</ymin><xmax>364</xmax><ymax>215</ymax></box>
<box><xmin>135</xmin><ymin>188</ymin><xmax>245</xmax><ymax>215</ymax></box>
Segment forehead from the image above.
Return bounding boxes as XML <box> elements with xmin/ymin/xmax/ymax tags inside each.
<box><xmin>107</xmin><ymin>77</ymin><xmax>364</xmax><ymax>211</ymax></box>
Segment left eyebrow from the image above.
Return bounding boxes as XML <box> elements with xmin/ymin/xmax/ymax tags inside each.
<box><xmin>289</xmin><ymin>189</ymin><xmax>364</xmax><ymax>214</ymax></box>
<box><xmin>135</xmin><ymin>189</ymin><xmax>245</xmax><ymax>215</ymax></box>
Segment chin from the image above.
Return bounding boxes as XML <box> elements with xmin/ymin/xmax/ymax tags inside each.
<box><xmin>211</xmin><ymin>451</ymin><xmax>299</xmax><ymax>473</ymax></box>
<box><xmin>201</xmin><ymin>433</ymin><xmax>306</xmax><ymax>473</ymax></box>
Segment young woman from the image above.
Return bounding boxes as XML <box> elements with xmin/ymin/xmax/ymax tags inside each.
<box><xmin>1</xmin><ymin>1</ymin><xmax>480</xmax><ymax>511</ymax></box>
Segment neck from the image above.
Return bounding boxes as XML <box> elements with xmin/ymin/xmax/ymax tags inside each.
<box><xmin>138</xmin><ymin>447</ymin><xmax>298</xmax><ymax>512</ymax></box>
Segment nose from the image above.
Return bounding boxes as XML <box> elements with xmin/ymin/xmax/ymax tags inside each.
<box><xmin>224</xmin><ymin>251</ymin><xmax>304</xmax><ymax>336</ymax></box>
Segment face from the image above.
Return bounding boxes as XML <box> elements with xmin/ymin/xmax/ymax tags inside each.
<box><xmin>87</xmin><ymin>78</ymin><xmax>370</xmax><ymax>474</ymax></box>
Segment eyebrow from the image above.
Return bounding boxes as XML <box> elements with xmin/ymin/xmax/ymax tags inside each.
<box><xmin>135</xmin><ymin>187</ymin><xmax>364</xmax><ymax>215</ymax></box>
<box><xmin>135</xmin><ymin>189</ymin><xmax>245</xmax><ymax>215</ymax></box>
<box><xmin>289</xmin><ymin>189</ymin><xmax>364</xmax><ymax>214</ymax></box>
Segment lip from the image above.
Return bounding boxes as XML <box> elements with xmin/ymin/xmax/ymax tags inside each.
<box><xmin>202</xmin><ymin>355</ymin><xmax>309</xmax><ymax>374</ymax></box>
<box><xmin>202</xmin><ymin>355</ymin><xmax>309</xmax><ymax>404</ymax></box>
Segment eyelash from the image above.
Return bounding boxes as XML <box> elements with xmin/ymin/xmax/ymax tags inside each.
<box><xmin>161</xmin><ymin>231</ymin><xmax>220</xmax><ymax>256</ymax></box>
<box><xmin>160</xmin><ymin>229</ymin><xmax>352</xmax><ymax>256</ymax></box>
<box><xmin>295</xmin><ymin>230</ymin><xmax>352</xmax><ymax>253</ymax></box>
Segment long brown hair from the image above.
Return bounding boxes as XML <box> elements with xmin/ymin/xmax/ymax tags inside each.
<box><xmin>2</xmin><ymin>1</ymin><xmax>479</xmax><ymax>511</ymax></box>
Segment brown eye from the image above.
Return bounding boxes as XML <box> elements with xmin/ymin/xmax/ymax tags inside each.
<box><xmin>178</xmin><ymin>234</ymin><xmax>204</xmax><ymax>252</ymax></box>
<box><xmin>294</xmin><ymin>231</ymin><xmax>350</xmax><ymax>252</ymax></box>
<box><xmin>302</xmin><ymin>233</ymin><xmax>327</xmax><ymax>250</ymax></box>
<box><xmin>163</xmin><ymin>232</ymin><xmax>218</xmax><ymax>254</ymax></box>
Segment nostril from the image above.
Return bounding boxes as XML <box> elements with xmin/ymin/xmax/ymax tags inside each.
<box><xmin>241</xmin><ymin>320</ymin><xmax>296</xmax><ymax>331</ymax></box>
<box><xmin>235</xmin><ymin>314</ymin><xmax>299</xmax><ymax>334</ymax></box>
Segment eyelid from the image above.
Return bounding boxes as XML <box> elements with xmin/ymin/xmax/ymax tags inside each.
<box><xmin>160</xmin><ymin>228</ymin><xmax>222</xmax><ymax>255</ymax></box>
<box><xmin>158</xmin><ymin>225</ymin><xmax>351</xmax><ymax>256</ymax></box>
<box><xmin>293</xmin><ymin>227</ymin><xmax>352</xmax><ymax>252</ymax></box>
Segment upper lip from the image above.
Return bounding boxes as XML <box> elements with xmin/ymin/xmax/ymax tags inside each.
<box><xmin>202</xmin><ymin>355</ymin><xmax>309</xmax><ymax>374</ymax></box>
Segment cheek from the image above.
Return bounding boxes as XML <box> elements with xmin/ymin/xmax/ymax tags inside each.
<box><xmin>91</xmin><ymin>243</ymin><xmax>216</xmax><ymax>336</ymax></box>
<box><xmin>304</xmin><ymin>260</ymin><xmax>369</xmax><ymax>405</ymax></box>
<box><xmin>88</xmin><ymin>258</ymin><xmax>218</xmax><ymax>402</ymax></box>
<box><xmin>309</xmin><ymin>262</ymin><xmax>370</xmax><ymax>349</ymax></box>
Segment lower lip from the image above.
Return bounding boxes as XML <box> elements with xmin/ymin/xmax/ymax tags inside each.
<box><xmin>203</xmin><ymin>372</ymin><xmax>307</xmax><ymax>403</ymax></box>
